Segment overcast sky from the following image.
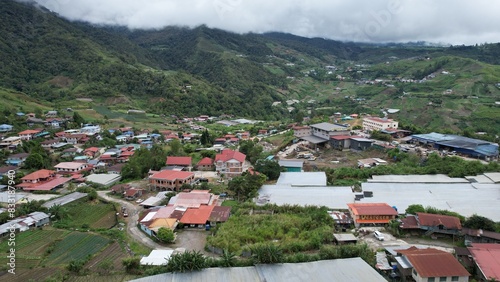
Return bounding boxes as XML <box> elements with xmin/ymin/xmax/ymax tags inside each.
<box><xmin>32</xmin><ymin>0</ymin><xmax>500</xmax><ymax>45</ymax></box>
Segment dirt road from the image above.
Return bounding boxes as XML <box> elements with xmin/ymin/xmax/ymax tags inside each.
<box><xmin>97</xmin><ymin>191</ymin><xmax>169</xmax><ymax>250</ymax></box>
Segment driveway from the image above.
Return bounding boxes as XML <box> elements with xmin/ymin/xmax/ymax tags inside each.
<box><xmin>97</xmin><ymin>191</ymin><xmax>169</xmax><ymax>250</ymax></box>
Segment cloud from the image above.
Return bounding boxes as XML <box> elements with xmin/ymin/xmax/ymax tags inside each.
<box><xmin>33</xmin><ymin>0</ymin><xmax>500</xmax><ymax>45</ymax></box>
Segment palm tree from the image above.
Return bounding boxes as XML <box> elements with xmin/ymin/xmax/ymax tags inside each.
<box><xmin>220</xmin><ymin>249</ymin><xmax>236</xmax><ymax>267</ymax></box>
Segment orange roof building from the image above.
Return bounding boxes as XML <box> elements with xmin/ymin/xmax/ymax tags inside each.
<box><xmin>180</xmin><ymin>205</ymin><xmax>214</xmax><ymax>226</ymax></box>
<box><xmin>166</xmin><ymin>156</ymin><xmax>192</xmax><ymax>167</ymax></box>
<box><xmin>347</xmin><ymin>203</ymin><xmax>397</xmax><ymax>227</ymax></box>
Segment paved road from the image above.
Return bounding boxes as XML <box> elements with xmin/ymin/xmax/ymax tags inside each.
<box><xmin>97</xmin><ymin>191</ymin><xmax>169</xmax><ymax>250</ymax></box>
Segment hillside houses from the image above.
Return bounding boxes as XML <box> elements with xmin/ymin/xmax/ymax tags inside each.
<box><xmin>215</xmin><ymin>149</ymin><xmax>246</xmax><ymax>178</ymax></box>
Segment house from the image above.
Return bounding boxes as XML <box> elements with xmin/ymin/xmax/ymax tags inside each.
<box><xmin>16</xmin><ymin>169</ymin><xmax>71</xmax><ymax>191</ymax></box>
<box><xmin>64</xmin><ymin>134</ymin><xmax>88</xmax><ymax>145</ymax></box>
<box><xmin>80</xmin><ymin>125</ymin><xmax>101</xmax><ymax>135</ymax></box>
<box><xmin>401</xmin><ymin>213</ymin><xmax>462</xmax><ymax>236</ymax></box>
<box><xmin>0</xmin><ymin>211</ymin><xmax>50</xmax><ymax>236</ymax></box>
<box><xmin>208</xmin><ymin>206</ymin><xmax>231</xmax><ymax>225</ymax></box>
<box><xmin>462</xmin><ymin>228</ymin><xmax>500</xmax><ymax>244</ymax></box>
<box><xmin>467</xmin><ymin>243</ymin><xmax>500</xmax><ymax>281</ymax></box>
<box><xmin>40</xmin><ymin>139</ymin><xmax>59</xmax><ymax>149</ymax></box>
<box><xmin>293</xmin><ymin>126</ymin><xmax>311</xmax><ymax>138</ymax></box>
<box><xmin>347</xmin><ymin>203</ymin><xmax>398</xmax><ymax>227</ymax></box>
<box><xmin>139</xmin><ymin>206</ymin><xmax>179</xmax><ymax>236</ymax></box>
<box><xmin>107</xmin><ymin>163</ymin><xmax>126</xmax><ymax>174</ymax></box>
<box><xmin>362</xmin><ymin>116</ymin><xmax>399</xmax><ymax>132</ymax></box>
<box><xmin>45</xmin><ymin>110</ymin><xmax>58</xmax><ymax>117</ymax></box>
<box><xmin>0</xmin><ymin>124</ymin><xmax>13</xmax><ymax>133</ymax></box>
<box><xmin>148</xmin><ymin>170</ymin><xmax>195</xmax><ymax>191</ymax></box>
<box><xmin>165</xmin><ymin>156</ymin><xmax>192</xmax><ymax>170</ymax></box>
<box><xmin>395</xmin><ymin>247</ymin><xmax>469</xmax><ymax>282</ymax></box>
<box><xmin>110</xmin><ymin>183</ymin><xmax>132</xmax><ymax>194</ymax></box>
<box><xmin>83</xmin><ymin>147</ymin><xmax>100</xmax><ymax>158</ymax></box>
<box><xmin>0</xmin><ymin>136</ymin><xmax>22</xmax><ymax>150</ymax></box>
<box><xmin>54</xmin><ymin>162</ymin><xmax>90</xmax><ymax>174</ymax></box>
<box><xmin>5</xmin><ymin>153</ymin><xmax>29</xmax><ymax>166</ymax></box>
<box><xmin>171</xmin><ymin>190</ymin><xmax>215</xmax><ymax>208</ymax></box>
<box><xmin>180</xmin><ymin>205</ymin><xmax>215</xmax><ymax>228</ymax></box>
<box><xmin>26</xmin><ymin>117</ymin><xmax>45</xmax><ymax>127</ymax></box>
<box><xmin>18</xmin><ymin>129</ymin><xmax>42</xmax><ymax>141</ymax></box>
<box><xmin>125</xmin><ymin>188</ymin><xmax>143</xmax><ymax>200</ymax></box>
<box><xmin>196</xmin><ymin>157</ymin><xmax>213</xmax><ymax>171</ymax></box>
<box><xmin>215</xmin><ymin>149</ymin><xmax>246</xmax><ymax>179</ymax></box>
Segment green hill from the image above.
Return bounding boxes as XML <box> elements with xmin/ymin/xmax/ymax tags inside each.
<box><xmin>0</xmin><ymin>0</ymin><xmax>499</xmax><ymax>135</ymax></box>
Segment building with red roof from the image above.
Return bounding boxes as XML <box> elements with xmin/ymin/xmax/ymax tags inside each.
<box><xmin>83</xmin><ymin>147</ymin><xmax>100</xmax><ymax>158</ymax></box>
<box><xmin>149</xmin><ymin>170</ymin><xmax>195</xmax><ymax>191</ymax></box>
<box><xmin>17</xmin><ymin>169</ymin><xmax>71</xmax><ymax>191</ymax></box>
<box><xmin>468</xmin><ymin>243</ymin><xmax>500</xmax><ymax>281</ymax></box>
<box><xmin>18</xmin><ymin>129</ymin><xmax>42</xmax><ymax>141</ymax></box>
<box><xmin>215</xmin><ymin>149</ymin><xmax>246</xmax><ymax>178</ymax></box>
<box><xmin>395</xmin><ymin>247</ymin><xmax>469</xmax><ymax>282</ymax></box>
<box><xmin>166</xmin><ymin>156</ymin><xmax>192</xmax><ymax>169</ymax></box>
<box><xmin>180</xmin><ymin>205</ymin><xmax>215</xmax><ymax>227</ymax></box>
<box><xmin>347</xmin><ymin>203</ymin><xmax>398</xmax><ymax>227</ymax></box>
<box><xmin>196</xmin><ymin>157</ymin><xmax>213</xmax><ymax>171</ymax></box>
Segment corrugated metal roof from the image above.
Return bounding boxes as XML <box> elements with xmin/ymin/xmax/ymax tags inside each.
<box><xmin>276</xmin><ymin>172</ymin><xmax>327</xmax><ymax>186</ymax></box>
<box><xmin>130</xmin><ymin>258</ymin><xmax>386</xmax><ymax>282</ymax></box>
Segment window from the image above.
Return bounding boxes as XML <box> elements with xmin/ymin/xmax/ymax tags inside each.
<box><xmin>439</xmin><ymin>277</ymin><xmax>447</xmax><ymax>282</ymax></box>
<box><xmin>451</xmin><ymin>277</ymin><xmax>459</xmax><ymax>282</ymax></box>
<box><xmin>428</xmin><ymin>278</ymin><xmax>435</xmax><ymax>282</ymax></box>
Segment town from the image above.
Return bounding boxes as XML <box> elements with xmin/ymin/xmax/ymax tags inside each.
<box><xmin>0</xmin><ymin>109</ymin><xmax>499</xmax><ymax>282</ymax></box>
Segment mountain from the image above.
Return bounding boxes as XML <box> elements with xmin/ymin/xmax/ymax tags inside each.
<box><xmin>0</xmin><ymin>0</ymin><xmax>499</xmax><ymax>136</ymax></box>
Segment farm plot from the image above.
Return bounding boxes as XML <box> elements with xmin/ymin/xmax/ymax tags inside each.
<box><xmin>56</xmin><ymin>199</ymin><xmax>117</xmax><ymax>229</ymax></box>
<box><xmin>85</xmin><ymin>242</ymin><xmax>129</xmax><ymax>273</ymax></box>
<box><xmin>44</xmin><ymin>232</ymin><xmax>110</xmax><ymax>265</ymax></box>
<box><xmin>0</xmin><ymin>267</ymin><xmax>63</xmax><ymax>282</ymax></box>
<box><xmin>0</xmin><ymin>229</ymin><xmax>69</xmax><ymax>269</ymax></box>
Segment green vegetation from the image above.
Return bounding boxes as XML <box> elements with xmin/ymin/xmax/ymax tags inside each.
<box><xmin>157</xmin><ymin>227</ymin><xmax>175</xmax><ymax>243</ymax></box>
<box><xmin>325</xmin><ymin>150</ymin><xmax>500</xmax><ymax>185</ymax></box>
<box><xmin>207</xmin><ymin>204</ymin><xmax>334</xmax><ymax>254</ymax></box>
<box><xmin>53</xmin><ymin>199</ymin><xmax>117</xmax><ymax>230</ymax></box>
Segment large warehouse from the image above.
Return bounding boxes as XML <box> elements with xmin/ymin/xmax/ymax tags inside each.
<box><xmin>411</xmin><ymin>132</ymin><xmax>498</xmax><ymax>160</ymax></box>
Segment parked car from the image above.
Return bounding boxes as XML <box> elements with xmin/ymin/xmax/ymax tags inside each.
<box><xmin>373</xmin><ymin>231</ymin><xmax>384</xmax><ymax>241</ymax></box>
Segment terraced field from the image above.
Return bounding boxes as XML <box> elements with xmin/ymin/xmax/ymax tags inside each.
<box><xmin>44</xmin><ymin>232</ymin><xmax>110</xmax><ymax>265</ymax></box>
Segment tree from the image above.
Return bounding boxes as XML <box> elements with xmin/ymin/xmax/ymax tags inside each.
<box><xmin>169</xmin><ymin>139</ymin><xmax>182</xmax><ymax>156</ymax></box>
<box><xmin>23</xmin><ymin>153</ymin><xmax>46</xmax><ymax>169</ymax></box>
<box><xmin>200</xmin><ymin>129</ymin><xmax>212</xmax><ymax>146</ymax></box>
<box><xmin>251</xmin><ymin>244</ymin><xmax>284</xmax><ymax>264</ymax></box>
<box><xmin>49</xmin><ymin>204</ymin><xmax>69</xmax><ymax>220</ymax></box>
<box><xmin>122</xmin><ymin>257</ymin><xmax>141</xmax><ymax>274</ymax></box>
<box><xmin>463</xmin><ymin>214</ymin><xmax>497</xmax><ymax>232</ymax></box>
<box><xmin>227</xmin><ymin>173</ymin><xmax>266</xmax><ymax>202</ymax></box>
<box><xmin>254</xmin><ymin>159</ymin><xmax>282</xmax><ymax>180</ymax></box>
<box><xmin>72</xmin><ymin>111</ymin><xmax>85</xmax><ymax>126</ymax></box>
<box><xmin>405</xmin><ymin>204</ymin><xmax>425</xmax><ymax>215</ymax></box>
<box><xmin>67</xmin><ymin>259</ymin><xmax>86</xmax><ymax>274</ymax></box>
<box><xmin>157</xmin><ymin>227</ymin><xmax>175</xmax><ymax>243</ymax></box>
<box><xmin>220</xmin><ymin>250</ymin><xmax>236</xmax><ymax>267</ymax></box>
<box><xmin>165</xmin><ymin>250</ymin><xmax>207</xmax><ymax>273</ymax></box>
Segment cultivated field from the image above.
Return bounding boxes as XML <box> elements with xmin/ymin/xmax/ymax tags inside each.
<box><xmin>55</xmin><ymin>199</ymin><xmax>117</xmax><ymax>229</ymax></box>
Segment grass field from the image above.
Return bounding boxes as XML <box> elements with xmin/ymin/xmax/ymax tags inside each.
<box><xmin>54</xmin><ymin>199</ymin><xmax>117</xmax><ymax>229</ymax></box>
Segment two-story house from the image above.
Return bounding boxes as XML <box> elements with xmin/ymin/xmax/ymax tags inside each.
<box><xmin>18</xmin><ymin>129</ymin><xmax>42</xmax><ymax>141</ymax></box>
<box><xmin>215</xmin><ymin>149</ymin><xmax>246</xmax><ymax>179</ymax></box>
<box><xmin>148</xmin><ymin>170</ymin><xmax>195</xmax><ymax>191</ymax></box>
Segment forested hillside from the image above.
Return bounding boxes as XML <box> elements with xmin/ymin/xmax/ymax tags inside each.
<box><xmin>0</xmin><ymin>0</ymin><xmax>499</xmax><ymax>133</ymax></box>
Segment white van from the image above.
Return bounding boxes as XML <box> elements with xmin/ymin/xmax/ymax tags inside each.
<box><xmin>374</xmin><ymin>231</ymin><xmax>384</xmax><ymax>241</ymax></box>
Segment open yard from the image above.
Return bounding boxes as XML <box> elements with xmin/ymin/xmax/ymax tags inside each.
<box><xmin>54</xmin><ymin>199</ymin><xmax>118</xmax><ymax>229</ymax></box>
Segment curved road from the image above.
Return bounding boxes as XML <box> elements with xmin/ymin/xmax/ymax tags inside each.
<box><xmin>97</xmin><ymin>191</ymin><xmax>169</xmax><ymax>250</ymax></box>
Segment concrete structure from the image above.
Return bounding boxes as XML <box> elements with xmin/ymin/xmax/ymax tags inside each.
<box><xmin>292</xmin><ymin>125</ymin><xmax>311</xmax><ymax>138</ymax></box>
<box><xmin>362</xmin><ymin>116</ymin><xmax>398</xmax><ymax>132</ymax></box>
<box><xmin>54</xmin><ymin>162</ymin><xmax>89</xmax><ymax>173</ymax></box>
<box><xmin>0</xmin><ymin>136</ymin><xmax>22</xmax><ymax>149</ymax></box>
<box><xmin>148</xmin><ymin>170</ymin><xmax>195</xmax><ymax>191</ymax></box>
<box><xmin>215</xmin><ymin>149</ymin><xmax>246</xmax><ymax>178</ymax></box>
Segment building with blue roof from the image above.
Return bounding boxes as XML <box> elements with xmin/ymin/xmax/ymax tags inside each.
<box><xmin>411</xmin><ymin>132</ymin><xmax>499</xmax><ymax>160</ymax></box>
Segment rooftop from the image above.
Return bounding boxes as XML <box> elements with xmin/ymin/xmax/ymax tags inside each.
<box><xmin>150</xmin><ymin>170</ymin><xmax>194</xmax><ymax>181</ymax></box>
<box><xmin>166</xmin><ymin>156</ymin><xmax>192</xmax><ymax>166</ymax></box>
<box><xmin>215</xmin><ymin>149</ymin><xmax>246</xmax><ymax>163</ymax></box>
<box><xmin>416</xmin><ymin>212</ymin><xmax>462</xmax><ymax>229</ymax></box>
<box><xmin>276</xmin><ymin>172</ymin><xmax>327</xmax><ymax>186</ymax></box>
<box><xmin>398</xmin><ymin>247</ymin><xmax>470</xmax><ymax>278</ymax></box>
<box><xmin>468</xmin><ymin>243</ymin><xmax>500</xmax><ymax>280</ymax></box>
<box><xmin>311</xmin><ymin>122</ymin><xmax>349</xmax><ymax>132</ymax></box>
<box><xmin>347</xmin><ymin>203</ymin><xmax>398</xmax><ymax>216</ymax></box>
<box><xmin>180</xmin><ymin>205</ymin><xmax>214</xmax><ymax>225</ymax></box>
